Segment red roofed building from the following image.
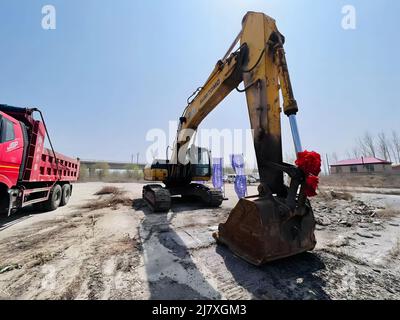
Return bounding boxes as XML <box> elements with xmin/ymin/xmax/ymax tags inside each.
<box><xmin>330</xmin><ymin>157</ymin><xmax>392</xmax><ymax>174</ymax></box>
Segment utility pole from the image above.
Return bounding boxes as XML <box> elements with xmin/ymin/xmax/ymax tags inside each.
<box><xmin>325</xmin><ymin>154</ymin><xmax>331</xmax><ymax>176</ymax></box>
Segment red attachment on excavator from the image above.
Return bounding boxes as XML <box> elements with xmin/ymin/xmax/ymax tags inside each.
<box><xmin>296</xmin><ymin>150</ymin><xmax>322</xmax><ymax>197</ymax></box>
<box><xmin>295</xmin><ymin>151</ymin><xmax>322</xmax><ymax>176</ymax></box>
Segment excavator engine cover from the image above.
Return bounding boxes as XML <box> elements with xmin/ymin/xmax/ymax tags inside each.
<box><xmin>215</xmin><ymin>196</ymin><xmax>316</xmax><ymax>266</ymax></box>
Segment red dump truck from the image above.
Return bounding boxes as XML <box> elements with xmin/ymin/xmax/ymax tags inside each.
<box><xmin>0</xmin><ymin>104</ymin><xmax>80</xmax><ymax>216</ymax></box>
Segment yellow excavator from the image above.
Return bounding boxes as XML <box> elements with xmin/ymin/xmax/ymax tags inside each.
<box><xmin>143</xmin><ymin>11</ymin><xmax>317</xmax><ymax>265</ymax></box>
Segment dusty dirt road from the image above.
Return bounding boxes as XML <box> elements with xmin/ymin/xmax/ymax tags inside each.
<box><xmin>0</xmin><ymin>182</ymin><xmax>399</xmax><ymax>300</ymax></box>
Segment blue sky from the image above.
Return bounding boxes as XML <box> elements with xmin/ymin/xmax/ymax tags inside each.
<box><xmin>0</xmin><ymin>0</ymin><xmax>399</xmax><ymax>166</ymax></box>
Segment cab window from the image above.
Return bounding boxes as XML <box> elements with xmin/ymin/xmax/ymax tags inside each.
<box><xmin>0</xmin><ymin>118</ymin><xmax>15</xmax><ymax>143</ymax></box>
<box><xmin>198</xmin><ymin>149</ymin><xmax>210</xmax><ymax>165</ymax></box>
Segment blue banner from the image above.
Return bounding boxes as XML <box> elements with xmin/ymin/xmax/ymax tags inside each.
<box><xmin>212</xmin><ymin>158</ymin><xmax>223</xmax><ymax>190</ymax></box>
<box><xmin>230</xmin><ymin>154</ymin><xmax>247</xmax><ymax>199</ymax></box>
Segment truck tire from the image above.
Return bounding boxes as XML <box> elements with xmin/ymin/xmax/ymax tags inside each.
<box><xmin>32</xmin><ymin>203</ymin><xmax>44</xmax><ymax>212</ymax></box>
<box><xmin>0</xmin><ymin>202</ymin><xmax>8</xmax><ymax>216</ymax></box>
<box><xmin>0</xmin><ymin>187</ymin><xmax>9</xmax><ymax>216</ymax></box>
<box><xmin>43</xmin><ymin>184</ymin><xmax>62</xmax><ymax>212</ymax></box>
<box><xmin>60</xmin><ymin>184</ymin><xmax>71</xmax><ymax>206</ymax></box>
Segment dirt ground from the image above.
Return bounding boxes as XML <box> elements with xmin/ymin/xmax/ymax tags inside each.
<box><xmin>321</xmin><ymin>174</ymin><xmax>400</xmax><ymax>190</ymax></box>
<box><xmin>0</xmin><ymin>182</ymin><xmax>399</xmax><ymax>300</ymax></box>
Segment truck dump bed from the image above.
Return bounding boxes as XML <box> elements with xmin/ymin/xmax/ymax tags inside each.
<box><xmin>21</xmin><ymin>119</ymin><xmax>79</xmax><ymax>183</ymax></box>
<box><xmin>27</xmin><ymin>148</ymin><xmax>79</xmax><ymax>183</ymax></box>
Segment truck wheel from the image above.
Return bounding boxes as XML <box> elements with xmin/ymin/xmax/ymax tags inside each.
<box><xmin>0</xmin><ymin>187</ymin><xmax>9</xmax><ymax>216</ymax></box>
<box><xmin>0</xmin><ymin>202</ymin><xmax>8</xmax><ymax>216</ymax></box>
<box><xmin>32</xmin><ymin>203</ymin><xmax>44</xmax><ymax>212</ymax></box>
<box><xmin>43</xmin><ymin>184</ymin><xmax>62</xmax><ymax>211</ymax></box>
<box><xmin>60</xmin><ymin>184</ymin><xmax>71</xmax><ymax>206</ymax></box>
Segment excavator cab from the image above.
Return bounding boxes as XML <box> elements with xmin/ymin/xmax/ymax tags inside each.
<box><xmin>144</xmin><ymin>145</ymin><xmax>211</xmax><ymax>182</ymax></box>
<box><xmin>188</xmin><ymin>146</ymin><xmax>212</xmax><ymax>181</ymax></box>
<box><xmin>143</xmin><ymin>145</ymin><xmax>223</xmax><ymax>212</ymax></box>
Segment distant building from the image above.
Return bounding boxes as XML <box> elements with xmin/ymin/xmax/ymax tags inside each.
<box><xmin>330</xmin><ymin>157</ymin><xmax>392</xmax><ymax>174</ymax></box>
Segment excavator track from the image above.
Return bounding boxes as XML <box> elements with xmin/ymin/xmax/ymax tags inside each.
<box><xmin>142</xmin><ymin>184</ymin><xmax>171</xmax><ymax>212</ymax></box>
<box><xmin>204</xmin><ymin>186</ymin><xmax>224</xmax><ymax>207</ymax></box>
<box><xmin>142</xmin><ymin>183</ymin><xmax>223</xmax><ymax>212</ymax></box>
<box><xmin>185</xmin><ymin>184</ymin><xmax>223</xmax><ymax>208</ymax></box>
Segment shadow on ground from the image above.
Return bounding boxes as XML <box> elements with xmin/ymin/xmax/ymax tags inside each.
<box><xmin>134</xmin><ymin>197</ymin><xmax>330</xmax><ymax>300</ymax></box>
<box><xmin>216</xmin><ymin>245</ymin><xmax>330</xmax><ymax>300</ymax></box>
<box><xmin>134</xmin><ymin>198</ymin><xmax>221</xmax><ymax>300</ymax></box>
<box><xmin>0</xmin><ymin>206</ymin><xmax>46</xmax><ymax>231</ymax></box>
<box><xmin>169</xmin><ymin>196</ymin><xmax>218</xmax><ymax>213</ymax></box>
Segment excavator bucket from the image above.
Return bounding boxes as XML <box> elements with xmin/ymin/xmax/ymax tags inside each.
<box><xmin>214</xmin><ymin>196</ymin><xmax>316</xmax><ymax>266</ymax></box>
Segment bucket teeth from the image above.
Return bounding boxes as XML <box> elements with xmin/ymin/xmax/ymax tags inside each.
<box><xmin>214</xmin><ymin>196</ymin><xmax>316</xmax><ymax>266</ymax></box>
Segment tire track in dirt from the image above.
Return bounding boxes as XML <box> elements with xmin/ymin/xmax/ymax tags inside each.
<box><xmin>192</xmin><ymin>246</ymin><xmax>400</xmax><ymax>300</ymax></box>
<box><xmin>0</xmin><ymin>208</ymin><xmax>144</xmax><ymax>300</ymax></box>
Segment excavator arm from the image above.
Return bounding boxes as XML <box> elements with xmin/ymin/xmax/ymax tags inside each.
<box><xmin>172</xmin><ymin>12</ymin><xmax>302</xmax><ymax>197</ymax></box>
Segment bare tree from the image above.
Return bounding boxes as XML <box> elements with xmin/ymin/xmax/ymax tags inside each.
<box><xmin>93</xmin><ymin>162</ymin><xmax>110</xmax><ymax>181</ymax></box>
<box><xmin>377</xmin><ymin>132</ymin><xmax>391</xmax><ymax>161</ymax></box>
<box><xmin>331</xmin><ymin>152</ymin><xmax>339</xmax><ymax>163</ymax></box>
<box><xmin>357</xmin><ymin>137</ymin><xmax>369</xmax><ymax>156</ymax></box>
<box><xmin>351</xmin><ymin>147</ymin><xmax>361</xmax><ymax>159</ymax></box>
<box><xmin>391</xmin><ymin>130</ymin><xmax>400</xmax><ymax>164</ymax></box>
<box><xmin>388</xmin><ymin>139</ymin><xmax>398</xmax><ymax>164</ymax></box>
<box><xmin>78</xmin><ymin>164</ymin><xmax>89</xmax><ymax>181</ymax></box>
<box><xmin>361</xmin><ymin>132</ymin><xmax>376</xmax><ymax>157</ymax></box>
<box><xmin>347</xmin><ymin>130</ymin><xmax>400</xmax><ymax>164</ymax></box>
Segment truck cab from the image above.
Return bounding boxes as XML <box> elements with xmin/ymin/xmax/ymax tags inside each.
<box><xmin>0</xmin><ymin>111</ymin><xmax>25</xmax><ymax>189</ymax></box>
